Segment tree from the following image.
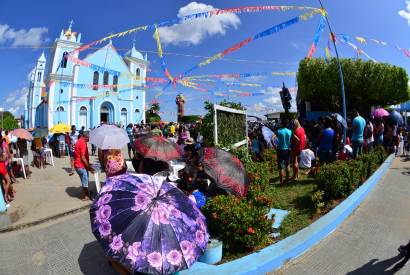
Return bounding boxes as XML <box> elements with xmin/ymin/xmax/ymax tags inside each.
<box><xmin>297</xmin><ymin>58</ymin><xmax>410</xmax><ymax>115</ymax></box>
<box><xmin>1</xmin><ymin>112</ymin><xmax>19</xmax><ymax>131</ymax></box>
<box><xmin>145</xmin><ymin>102</ymin><xmax>161</xmax><ymax>124</ymax></box>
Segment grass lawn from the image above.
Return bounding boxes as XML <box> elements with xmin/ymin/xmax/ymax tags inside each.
<box><xmin>211</xmin><ymin>147</ymin><xmax>388</xmax><ymax>263</ymax></box>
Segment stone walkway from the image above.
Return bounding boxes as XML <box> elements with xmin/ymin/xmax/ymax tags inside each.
<box><xmin>0</xmin><ymin>151</ymin><xmax>105</xmax><ymax>231</ymax></box>
<box><xmin>273</xmin><ymin>157</ymin><xmax>410</xmax><ymax>275</ymax></box>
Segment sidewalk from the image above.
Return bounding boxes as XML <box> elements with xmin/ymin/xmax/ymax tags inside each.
<box><xmin>272</xmin><ymin>157</ymin><xmax>410</xmax><ymax>275</ymax></box>
<box><xmin>0</xmin><ymin>151</ymin><xmax>105</xmax><ymax>231</ymax></box>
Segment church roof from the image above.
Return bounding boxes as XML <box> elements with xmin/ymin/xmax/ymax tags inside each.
<box><xmin>38</xmin><ymin>51</ymin><xmax>46</xmax><ymax>62</ymax></box>
<box><xmin>125</xmin><ymin>45</ymin><xmax>144</xmax><ymax>60</ymax></box>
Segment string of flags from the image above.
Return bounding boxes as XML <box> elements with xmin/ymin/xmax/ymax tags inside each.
<box><xmin>336</xmin><ymin>34</ymin><xmax>410</xmax><ymax>60</ymax></box>
<box><xmin>177</xmin><ymin>10</ymin><xmax>322</xmax><ymax>82</ymax></box>
<box><xmin>69</xmin><ymin>5</ymin><xmax>322</xmax><ymax>55</ymax></box>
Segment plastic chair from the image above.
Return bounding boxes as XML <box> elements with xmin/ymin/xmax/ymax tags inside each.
<box><xmin>43</xmin><ymin>148</ymin><xmax>54</xmax><ymax>166</ymax></box>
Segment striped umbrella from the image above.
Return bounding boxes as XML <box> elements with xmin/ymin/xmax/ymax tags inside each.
<box><xmin>134</xmin><ymin>135</ymin><xmax>181</xmax><ymax>162</ymax></box>
<box><xmin>201</xmin><ymin>147</ymin><xmax>249</xmax><ymax>197</ymax></box>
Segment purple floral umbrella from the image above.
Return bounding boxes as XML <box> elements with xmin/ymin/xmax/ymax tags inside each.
<box><xmin>90</xmin><ymin>174</ymin><xmax>209</xmax><ymax>275</ymax></box>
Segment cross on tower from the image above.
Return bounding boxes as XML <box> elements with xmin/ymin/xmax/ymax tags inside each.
<box><xmin>132</xmin><ymin>37</ymin><xmax>136</xmax><ymax>48</ymax></box>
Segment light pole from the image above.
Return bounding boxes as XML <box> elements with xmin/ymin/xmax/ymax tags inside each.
<box><xmin>318</xmin><ymin>0</ymin><xmax>347</xmax><ymax>143</ymax></box>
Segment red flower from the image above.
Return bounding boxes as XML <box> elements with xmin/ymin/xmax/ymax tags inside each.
<box><xmin>247</xmin><ymin>227</ymin><xmax>255</xmax><ymax>234</ymax></box>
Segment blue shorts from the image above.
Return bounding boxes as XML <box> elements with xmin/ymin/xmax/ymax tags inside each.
<box><xmin>75</xmin><ymin>168</ymin><xmax>89</xmax><ymax>188</ymax></box>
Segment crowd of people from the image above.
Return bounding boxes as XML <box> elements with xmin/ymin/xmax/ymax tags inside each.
<box><xmin>248</xmin><ymin>110</ymin><xmax>410</xmax><ymax>185</ymax></box>
<box><xmin>66</xmin><ymin>121</ymin><xmax>212</xmax><ymax>203</ymax></box>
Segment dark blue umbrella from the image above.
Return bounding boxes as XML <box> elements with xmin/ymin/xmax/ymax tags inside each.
<box><xmin>389</xmin><ymin>110</ymin><xmax>404</xmax><ymax>125</ymax></box>
<box><xmin>90</xmin><ymin>174</ymin><xmax>208</xmax><ymax>275</ymax></box>
<box><xmin>332</xmin><ymin>113</ymin><xmax>347</xmax><ymax>129</ymax></box>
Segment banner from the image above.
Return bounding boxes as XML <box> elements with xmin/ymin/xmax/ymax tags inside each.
<box><xmin>307</xmin><ymin>16</ymin><xmax>326</xmax><ymax>58</ymax></box>
<box><xmin>154</xmin><ymin>25</ymin><xmax>175</xmax><ymax>83</ymax></box>
<box><xmin>179</xmin><ymin>13</ymin><xmax>311</xmax><ymax>79</ymax></box>
<box><xmin>69</xmin><ymin>5</ymin><xmax>321</xmax><ymax>55</ymax></box>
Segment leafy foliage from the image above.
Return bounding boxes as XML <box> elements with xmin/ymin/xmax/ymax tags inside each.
<box><xmin>230</xmin><ymin>146</ymin><xmax>252</xmax><ymax>164</ymax></box>
<box><xmin>180</xmin><ymin>115</ymin><xmax>201</xmax><ymax>123</ymax></box>
<box><xmin>145</xmin><ymin>102</ymin><xmax>161</xmax><ymax>124</ymax></box>
<box><xmin>202</xmin><ymin>195</ymin><xmax>273</xmax><ymax>254</ymax></box>
<box><xmin>200</xmin><ymin>100</ymin><xmax>246</xmax><ymax>147</ymax></box>
<box><xmin>317</xmin><ymin>146</ymin><xmax>388</xmax><ymax>202</ymax></box>
<box><xmin>1</xmin><ymin>112</ymin><xmax>18</xmax><ymax>130</ymax></box>
<box><xmin>298</xmin><ymin>58</ymin><xmax>410</xmax><ymax>115</ymax></box>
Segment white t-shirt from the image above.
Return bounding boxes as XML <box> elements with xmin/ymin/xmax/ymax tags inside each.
<box><xmin>299</xmin><ymin>149</ymin><xmax>315</xmax><ymax>169</ymax></box>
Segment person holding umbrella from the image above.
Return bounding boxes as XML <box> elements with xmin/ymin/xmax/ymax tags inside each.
<box><xmin>74</xmin><ymin>132</ymin><xmax>94</xmax><ymax>201</ymax></box>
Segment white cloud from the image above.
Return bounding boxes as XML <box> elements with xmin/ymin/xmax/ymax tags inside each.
<box><xmin>0</xmin><ymin>24</ymin><xmax>48</xmax><ymax>46</ymax></box>
<box><xmin>5</xmin><ymin>87</ymin><xmax>28</xmax><ymax>116</ymax></box>
<box><xmin>156</xmin><ymin>2</ymin><xmax>240</xmax><ymax>46</ymax></box>
<box><xmin>399</xmin><ymin>1</ymin><xmax>410</xmax><ymax>24</ymax></box>
<box><xmin>264</xmin><ymin>96</ymin><xmax>281</xmax><ymax>105</ymax></box>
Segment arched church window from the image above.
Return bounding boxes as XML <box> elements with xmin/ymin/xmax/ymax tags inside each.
<box><xmin>113</xmin><ymin>75</ymin><xmax>118</xmax><ymax>92</ymax></box>
<box><xmin>37</xmin><ymin>72</ymin><xmax>42</xmax><ymax>82</ymax></box>
<box><xmin>79</xmin><ymin>106</ymin><xmax>88</xmax><ymax>130</ymax></box>
<box><xmin>93</xmin><ymin>71</ymin><xmax>99</xmax><ymax>90</ymax></box>
<box><xmin>136</xmin><ymin>68</ymin><xmax>140</xmax><ymax>80</ymax></box>
<box><xmin>103</xmin><ymin>71</ymin><xmax>109</xmax><ymax>85</ymax></box>
<box><xmin>121</xmin><ymin>108</ymin><xmax>127</xmax><ymax>126</ymax></box>
<box><xmin>56</xmin><ymin>106</ymin><xmax>65</xmax><ymax>112</ymax></box>
<box><xmin>135</xmin><ymin>108</ymin><xmax>140</xmax><ymax>113</ymax></box>
<box><xmin>61</xmin><ymin>52</ymin><xmax>68</xmax><ymax>68</ymax></box>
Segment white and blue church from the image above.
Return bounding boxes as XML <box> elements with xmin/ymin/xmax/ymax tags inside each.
<box><xmin>25</xmin><ymin>22</ymin><xmax>148</xmax><ymax>130</ymax></box>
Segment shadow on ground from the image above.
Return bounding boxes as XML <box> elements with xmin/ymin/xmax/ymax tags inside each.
<box><xmin>62</xmin><ymin>167</ymin><xmax>73</xmax><ymax>174</ymax></box>
<box><xmin>346</xmin><ymin>254</ymin><xmax>410</xmax><ymax>274</ymax></box>
<box><xmin>65</xmin><ymin>187</ymin><xmax>83</xmax><ymax>199</ymax></box>
<box><xmin>78</xmin><ymin>241</ymin><xmax>117</xmax><ymax>275</ymax></box>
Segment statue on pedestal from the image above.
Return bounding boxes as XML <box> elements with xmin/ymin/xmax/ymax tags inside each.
<box><xmin>176</xmin><ymin>93</ymin><xmax>185</xmax><ymax>123</ymax></box>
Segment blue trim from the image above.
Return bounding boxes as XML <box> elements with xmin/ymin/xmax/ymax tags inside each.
<box><xmin>181</xmin><ymin>154</ymin><xmax>394</xmax><ymax>275</ymax></box>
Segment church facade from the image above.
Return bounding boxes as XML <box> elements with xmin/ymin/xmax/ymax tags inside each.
<box><xmin>24</xmin><ymin>23</ymin><xmax>147</xmax><ymax>130</ymax></box>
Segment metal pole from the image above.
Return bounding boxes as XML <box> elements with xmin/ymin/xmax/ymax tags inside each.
<box><xmin>318</xmin><ymin>0</ymin><xmax>347</xmax><ymax>143</ymax></box>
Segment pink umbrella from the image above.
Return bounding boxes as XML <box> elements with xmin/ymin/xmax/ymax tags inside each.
<box><xmin>12</xmin><ymin>128</ymin><xmax>33</xmax><ymax>141</ymax></box>
<box><xmin>371</xmin><ymin>108</ymin><xmax>389</xmax><ymax>118</ymax></box>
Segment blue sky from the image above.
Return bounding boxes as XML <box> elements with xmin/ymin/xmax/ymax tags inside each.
<box><xmin>1</xmin><ymin>0</ymin><xmax>410</xmax><ymax>121</ymax></box>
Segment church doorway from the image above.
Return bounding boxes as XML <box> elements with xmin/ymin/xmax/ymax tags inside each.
<box><xmin>100</xmin><ymin>101</ymin><xmax>115</xmax><ymax>124</ymax></box>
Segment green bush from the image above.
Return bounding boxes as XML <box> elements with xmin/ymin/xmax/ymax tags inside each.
<box><xmin>202</xmin><ymin>195</ymin><xmax>273</xmax><ymax>254</ymax></box>
<box><xmin>347</xmin><ymin>159</ymin><xmax>366</xmax><ymax>189</ymax></box>
<box><xmin>317</xmin><ymin>147</ymin><xmax>388</xmax><ymax>202</ymax></box>
<box><xmin>317</xmin><ymin>161</ymin><xmax>351</xmax><ymax>201</ymax></box>
<box><xmin>230</xmin><ymin>146</ymin><xmax>252</xmax><ymax>164</ymax></box>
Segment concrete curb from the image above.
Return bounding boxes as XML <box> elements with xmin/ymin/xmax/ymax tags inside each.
<box><xmin>0</xmin><ymin>204</ymin><xmax>91</xmax><ymax>233</ymax></box>
<box><xmin>181</xmin><ymin>154</ymin><xmax>395</xmax><ymax>275</ymax></box>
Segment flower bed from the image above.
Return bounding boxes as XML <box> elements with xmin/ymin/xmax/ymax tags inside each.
<box><xmin>201</xmin><ymin>146</ymin><xmax>388</xmax><ymax>262</ymax></box>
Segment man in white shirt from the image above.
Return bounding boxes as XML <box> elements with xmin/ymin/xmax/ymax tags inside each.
<box><xmin>299</xmin><ymin>148</ymin><xmax>315</xmax><ymax>169</ymax></box>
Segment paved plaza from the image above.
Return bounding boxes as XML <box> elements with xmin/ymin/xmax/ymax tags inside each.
<box><xmin>273</xmin><ymin>157</ymin><xmax>410</xmax><ymax>275</ymax></box>
<box><xmin>0</xmin><ymin>152</ymin><xmax>104</xmax><ymax>231</ymax></box>
<box><xmin>0</xmin><ymin>156</ymin><xmax>408</xmax><ymax>274</ymax></box>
